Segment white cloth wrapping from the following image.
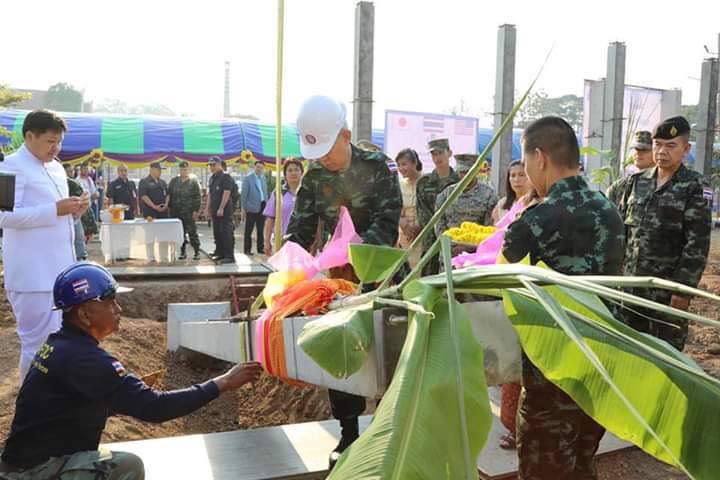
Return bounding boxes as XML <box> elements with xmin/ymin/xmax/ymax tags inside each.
<box><xmin>100</xmin><ymin>218</ymin><xmax>184</xmax><ymax>262</ymax></box>
<box><xmin>7</xmin><ymin>291</ymin><xmax>62</xmax><ymax>381</ymax></box>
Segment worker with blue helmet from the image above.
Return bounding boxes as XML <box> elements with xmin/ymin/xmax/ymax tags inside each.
<box><xmin>0</xmin><ymin>262</ymin><xmax>263</xmax><ymax>479</ymax></box>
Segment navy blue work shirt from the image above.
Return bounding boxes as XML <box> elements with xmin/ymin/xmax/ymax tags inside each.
<box><xmin>1</xmin><ymin>323</ymin><xmax>219</xmax><ymax>469</ymax></box>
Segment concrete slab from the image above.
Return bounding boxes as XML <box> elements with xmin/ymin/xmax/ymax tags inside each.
<box><xmin>109</xmin><ymin>259</ymin><xmax>272</xmax><ymax>279</ymax></box>
<box><xmin>104</xmin><ymin>416</ymin><xmax>373</xmax><ymax>480</ymax></box>
<box><xmin>167</xmin><ymin>302</ymin><xmax>232</xmax><ymax>351</ymax></box>
<box><xmin>103</xmin><ymin>394</ymin><xmax>633</xmax><ymax>480</ymax></box>
<box><xmin>180</xmin><ymin>321</ymin><xmax>248</xmax><ymax>363</ymax></box>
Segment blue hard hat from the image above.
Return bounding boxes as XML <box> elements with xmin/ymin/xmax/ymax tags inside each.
<box><xmin>53</xmin><ymin>262</ymin><xmax>132</xmax><ymax>310</ymax></box>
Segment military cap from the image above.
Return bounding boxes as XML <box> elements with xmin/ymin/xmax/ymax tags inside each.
<box><xmin>454</xmin><ymin>153</ymin><xmax>478</xmax><ymax>173</ymax></box>
<box><xmin>207</xmin><ymin>156</ymin><xmax>221</xmax><ymax>165</ymax></box>
<box><xmin>149</xmin><ymin>162</ymin><xmax>164</xmax><ymax>170</ymax></box>
<box><xmin>653</xmin><ymin>116</ymin><xmax>690</xmax><ymax>140</ymax></box>
<box><xmin>631</xmin><ymin>131</ymin><xmax>652</xmax><ymax>150</ymax></box>
<box><xmin>428</xmin><ymin>138</ymin><xmax>450</xmax><ymax>152</ymax></box>
<box><xmin>177</xmin><ymin>160</ymin><xmax>189</xmax><ymax>168</ymax></box>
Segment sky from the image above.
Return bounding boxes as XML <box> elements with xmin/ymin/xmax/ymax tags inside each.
<box><xmin>4</xmin><ymin>0</ymin><xmax>720</xmax><ymax>128</ymax></box>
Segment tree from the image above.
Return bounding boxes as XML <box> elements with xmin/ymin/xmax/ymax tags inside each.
<box><xmin>94</xmin><ymin>98</ymin><xmax>176</xmax><ymax>116</ymax></box>
<box><xmin>0</xmin><ymin>85</ymin><xmax>30</xmax><ymax>154</ymax></box>
<box><xmin>517</xmin><ymin>90</ymin><xmax>583</xmax><ymax>132</ymax></box>
<box><xmin>46</xmin><ymin>82</ymin><xmax>83</xmax><ymax>112</ymax></box>
<box><xmin>0</xmin><ymin>84</ymin><xmax>31</xmax><ymax>109</ymax></box>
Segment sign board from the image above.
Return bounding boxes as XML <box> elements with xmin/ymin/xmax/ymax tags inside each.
<box><xmin>384</xmin><ymin>110</ymin><xmax>478</xmax><ymax>172</ymax></box>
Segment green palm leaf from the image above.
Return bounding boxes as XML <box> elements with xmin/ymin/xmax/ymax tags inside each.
<box><xmin>348</xmin><ymin>244</ymin><xmax>406</xmax><ymax>283</ymax></box>
<box><xmin>504</xmin><ymin>282</ymin><xmax>720</xmax><ymax>479</ymax></box>
<box><xmin>297</xmin><ymin>305</ymin><xmax>374</xmax><ymax>379</ymax></box>
<box><xmin>328</xmin><ymin>282</ymin><xmax>491</xmax><ymax>479</ymax></box>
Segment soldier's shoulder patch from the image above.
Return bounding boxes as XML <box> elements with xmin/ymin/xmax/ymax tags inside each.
<box><xmin>111</xmin><ymin>360</ymin><xmax>128</xmax><ymax>377</ymax></box>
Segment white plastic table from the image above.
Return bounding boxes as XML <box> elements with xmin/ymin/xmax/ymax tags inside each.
<box><xmin>100</xmin><ymin>219</ymin><xmax>184</xmax><ymax>263</ymax></box>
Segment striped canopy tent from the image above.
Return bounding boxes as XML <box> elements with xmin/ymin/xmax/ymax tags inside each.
<box><xmin>0</xmin><ymin>110</ymin><xmax>389</xmax><ymax>170</ymax></box>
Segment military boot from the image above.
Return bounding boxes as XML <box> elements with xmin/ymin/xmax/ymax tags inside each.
<box><xmin>192</xmin><ymin>247</ymin><xmax>201</xmax><ymax>261</ymax></box>
<box><xmin>328</xmin><ymin>418</ymin><xmax>359</xmax><ymax>469</ymax></box>
<box><xmin>178</xmin><ymin>243</ymin><xmax>187</xmax><ymax>260</ymax></box>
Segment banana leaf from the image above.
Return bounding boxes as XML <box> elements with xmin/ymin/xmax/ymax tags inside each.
<box><xmin>297</xmin><ymin>305</ymin><xmax>374</xmax><ymax>379</ymax></box>
<box><xmin>328</xmin><ymin>281</ymin><xmax>491</xmax><ymax>479</ymax></box>
<box><xmin>349</xmin><ymin>244</ymin><xmax>406</xmax><ymax>283</ymax></box>
<box><xmin>503</xmin><ymin>283</ymin><xmax>720</xmax><ymax>479</ymax></box>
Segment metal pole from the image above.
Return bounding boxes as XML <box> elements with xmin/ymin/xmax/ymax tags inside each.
<box><xmin>490</xmin><ymin>24</ymin><xmax>517</xmax><ymax>197</ymax></box>
<box><xmin>273</xmin><ymin>0</ymin><xmax>285</xmax><ymax>253</ymax></box>
<box><xmin>352</xmin><ymin>1</ymin><xmax>375</xmax><ymax>143</ymax></box>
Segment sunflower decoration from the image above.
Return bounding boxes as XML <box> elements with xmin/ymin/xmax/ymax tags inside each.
<box><xmin>89</xmin><ymin>148</ymin><xmax>104</xmax><ymax>166</ymax></box>
<box><xmin>240</xmin><ymin>149</ymin><xmax>257</xmax><ymax>165</ymax></box>
<box><xmin>478</xmin><ymin>160</ymin><xmax>490</xmax><ymax>177</ymax></box>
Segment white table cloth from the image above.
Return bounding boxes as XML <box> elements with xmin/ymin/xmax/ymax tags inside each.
<box><xmin>100</xmin><ymin>219</ymin><xmax>185</xmax><ymax>263</ymax></box>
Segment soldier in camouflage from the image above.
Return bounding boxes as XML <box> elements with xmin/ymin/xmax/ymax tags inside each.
<box><xmin>613</xmin><ymin>116</ymin><xmax>711</xmax><ymax>351</ymax></box>
<box><xmin>434</xmin><ymin>153</ymin><xmax>498</xmax><ymax>253</ymax></box>
<box><xmin>501</xmin><ymin>117</ymin><xmax>625</xmax><ymax>479</ymax></box>
<box><xmin>416</xmin><ymin>138</ymin><xmax>459</xmax><ymax>274</ymax></box>
<box><xmin>167</xmin><ymin>161</ymin><xmax>202</xmax><ymax>260</ymax></box>
<box><xmin>287</xmin><ymin>96</ymin><xmax>401</xmax><ymax>470</ymax></box>
<box><xmin>606</xmin><ymin>130</ymin><xmax>654</xmax><ymax>212</ymax></box>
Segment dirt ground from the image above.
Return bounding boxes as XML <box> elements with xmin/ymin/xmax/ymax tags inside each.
<box><xmin>0</xmin><ymin>234</ymin><xmax>718</xmax><ymax>479</ymax></box>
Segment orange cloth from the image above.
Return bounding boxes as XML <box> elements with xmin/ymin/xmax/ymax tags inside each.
<box><xmin>262</xmin><ymin>278</ymin><xmax>357</xmax><ymax>382</ymax></box>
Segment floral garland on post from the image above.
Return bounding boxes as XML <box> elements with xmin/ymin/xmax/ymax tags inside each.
<box><xmin>240</xmin><ymin>149</ymin><xmax>258</xmax><ymax>165</ymax></box>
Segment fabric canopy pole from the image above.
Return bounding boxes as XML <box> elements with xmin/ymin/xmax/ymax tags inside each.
<box><xmin>274</xmin><ymin>0</ymin><xmax>285</xmax><ymax>253</ymax></box>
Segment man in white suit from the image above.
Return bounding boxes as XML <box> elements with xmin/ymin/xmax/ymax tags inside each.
<box><xmin>0</xmin><ymin>110</ymin><xmax>89</xmax><ymax>380</ymax></box>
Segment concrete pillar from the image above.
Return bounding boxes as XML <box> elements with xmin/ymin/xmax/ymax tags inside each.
<box><xmin>660</xmin><ymin>88</ymin><xmax>682</xmax><ymax>119</ymax></box>
<box><xmin>601</xmin><ymin>42</ymin><xmax>626</xmax><ymax>177</ymax></box>
<box><xmin>352</xmin><ymin>1</ymin><xmax>375</xmax><ymax>143</ymax></box>
<box><xmin>584</xmin><ymin>78</ymin><xmax>606</xmax><ymax>185</ymax></box>
<box><xmin>695</xmin><ymin>57</ymin><xmax>718</xmax><ymax>176</ymax></box>
<box><xmin>490</xmin><ymin>24</ymin><xmax>517</xmax><ymax>197</ymax></box>
<box><xmin>223</xmin><ymin>61</ymin><xmax>231</xmax><ymax>118</ymax></box>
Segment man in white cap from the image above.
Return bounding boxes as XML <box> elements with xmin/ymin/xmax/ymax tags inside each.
<box><xmin>286</xmin><ymin>95</ymin><xmax>402</xmax><ymax>468</ymax></box>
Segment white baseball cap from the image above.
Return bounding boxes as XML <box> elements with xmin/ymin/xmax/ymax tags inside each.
<box><xmin>296</xmin><ymin>96</ymin><xmax>347</xmax><ymax>160</ymax></box>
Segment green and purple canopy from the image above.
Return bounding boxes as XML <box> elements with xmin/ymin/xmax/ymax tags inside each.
<box><xmin>0</xmin><ymin>110</ymin><xmax>386</xmax><ymax>169</ymax></box>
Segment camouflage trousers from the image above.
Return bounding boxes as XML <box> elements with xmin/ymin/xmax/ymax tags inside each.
<box><xmin>621</xmin><ymin>288</ymin><xmax>687</xmax><ymax>351</ymax></box>
<box><xmin>175</xmin><ymin>213</ymin><xmax>200</xmax><ymax>250</ymax></box>
<box><xmin>517</xmin><ymin>355</ymin><xmax>605</xmax><ymax>480</ymax></box>
<box><xmin>1</xmin><ymin>449</ymin><xmax>144</xmax><ymax>480</ymax></box>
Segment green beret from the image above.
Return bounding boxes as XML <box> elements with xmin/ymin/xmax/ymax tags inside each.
<box><xmin>177</xmin><ymin>160</ymin><xmax>189</xmax><ymax>168</ymax></box>
<box><xmin>653</xmin><ymin>116</ymin><xmax>690</xmax><ymax>140</ymax></box>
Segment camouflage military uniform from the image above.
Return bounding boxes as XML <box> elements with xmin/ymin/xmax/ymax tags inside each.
<box><xmin>287</xmin><ymin>144</ymin><xmax>402</xmax><ymax>249</ymax></box>
<box><xmin>434</xmin><ymin>181</ymin><xmax>498</xmax><ymax>236</ymax></box>
<box><xmin>416</xmin><ymin>168</ymin><xmax>458</xmax><ymax>273</ymax></box>
<box><xmin>615</xmin><ymin>164</ymin><xmax>711</xmax><ymax>350</ymax></box>
<box><xmin>286</xmin><ymin>144</ymin><xmax>401</xmax><ymax>444</ymax></box>
<box><xmin>168</xmin><ymin>175</ymin><xmax>202</xmax><ymax>255</ymax></box>
<box><xmin>605</xmin><ymin>174</ymin><xmax>632</xmax><ymax>214</ymax></box>
<box><xmin>1</xmin><ymin>449</ymin><xmax>143</xmax><ymax>480</ymax></box>
<box><xmin>502</xmin><ymin>175</ymin><xmax>625</xmax><ymax>480</ymax></box>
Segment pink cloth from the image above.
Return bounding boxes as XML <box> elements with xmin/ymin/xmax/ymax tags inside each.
<box><xmin>452</xmin><ymin>200</ymin><xmax>527</xmax><ymax>268</ymax></box>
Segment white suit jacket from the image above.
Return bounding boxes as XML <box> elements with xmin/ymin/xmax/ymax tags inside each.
<box><xmin>0</xmin><ymin>145</ymin><xmax>75</xmax><ymax>292</ymax></box>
